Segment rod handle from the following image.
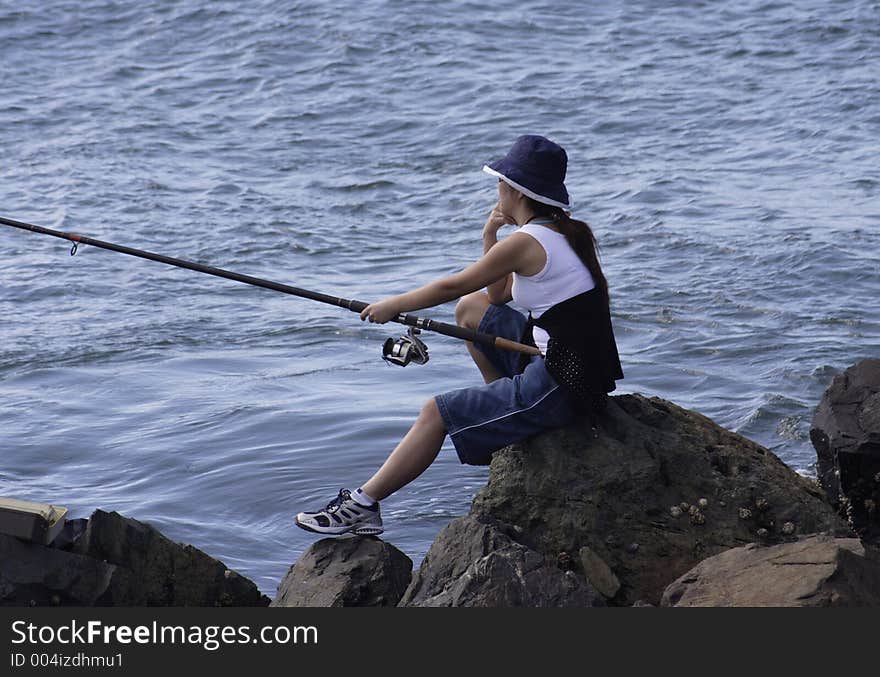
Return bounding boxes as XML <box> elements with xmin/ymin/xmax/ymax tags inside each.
<box><xmin>495</xmin><ymin>337</ymin><xmax>542</xmax><ymax>356</ymax></box>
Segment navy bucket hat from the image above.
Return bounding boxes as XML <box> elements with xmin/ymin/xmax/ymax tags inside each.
<box><xmin>482</xmin><ymin>134</ymin><xmax>571</xmax><ymax>209</ymax></box>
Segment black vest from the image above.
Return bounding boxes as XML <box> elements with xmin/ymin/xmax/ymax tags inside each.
<box><xmin>520</xmin><ymin>288</ymin><xmax>624</xmax><ymax>407</ymax></box>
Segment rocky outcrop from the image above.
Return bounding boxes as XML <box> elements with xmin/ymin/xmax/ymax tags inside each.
<box><xmin>0</xmin><ymin>530</ymin><xmax>115</xmax><ymax>606</ymax></box>
<box><xmin>272</xmin><ymin>536</ymin><xmax>411</xmax><ymax>607</ymax></box>
<box><xmin>810</xmin><ymin>358</ymin><xmax>880</xmax><ymax>539</ymax></box>
<box><xmin>406</xmin><ymin>394</ymin><xmax>851</xmax><ymax>606</ymax></box>
<box><xmin>660</xmin><ymin>533</ymin><xmax>880</xmax><ymax>606</ymax></box>
<box><xmin>0</xmin><ymin>510</ymin><xmax>268</xmax><ymax>607</ymax></box>
<box><xmin>399</xmin><ymin>516</ymin><xmax>604</xmax><ymax>607</ymax></box>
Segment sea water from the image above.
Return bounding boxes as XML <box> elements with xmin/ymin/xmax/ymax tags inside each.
<box><xmin>1</xmin><ymin>0</ymin><xmax>878</xmax><ymax>595</ymax></box>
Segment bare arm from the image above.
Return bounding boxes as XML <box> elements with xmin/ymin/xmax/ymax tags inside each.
<box><xmin>483</xmin><ymin>202</ymin><xmax>514</xmax><ymax>305</ymax></box>
<box><xmin>360</xmin><ymin>232</ymin><xmax>535</xmax><ymax>323</ymax></box>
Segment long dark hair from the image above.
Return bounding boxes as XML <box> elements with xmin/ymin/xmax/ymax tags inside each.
<box><xmin>525</xmin><ymin>197</ymin><xmax>609</xmax><ymax>301</ymax></box>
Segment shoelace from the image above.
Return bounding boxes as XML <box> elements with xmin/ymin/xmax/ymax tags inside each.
<box><xmin>324</xmin><ymin>489</ymin><xmax>350</xmax><ymax>513</ymax></box>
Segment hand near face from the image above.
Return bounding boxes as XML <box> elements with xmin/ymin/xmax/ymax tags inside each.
<box><xmin>484</xmin><ymin>201</ymin><xmax>511</xmax><ymax>235</ymax></box>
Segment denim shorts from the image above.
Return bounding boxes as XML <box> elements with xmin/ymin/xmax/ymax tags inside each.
<box><xmin>435</xmin><ymin>303</ymin><xmax>575</xmax><ymax>466</ymax></box>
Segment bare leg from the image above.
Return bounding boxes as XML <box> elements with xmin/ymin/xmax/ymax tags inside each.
<box><xmin>360</xmin><ymin>398</ymin><xmax>447</xmax><ymax>501</ymax></box>
<box><xmin>455</xmin><ymin>291</ymin><xmax>503</xmax><ymax>384</ymax></box>
<box><xmin>359</xmin><ymin>294</ymin><xmax>498</xmax><ymax>502</ymax></box>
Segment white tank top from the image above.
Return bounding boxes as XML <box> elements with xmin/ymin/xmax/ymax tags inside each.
<box><xmin>511</xmin><ymin>221</ymin><xmax>596</xmax><ymax>352</ymax></box>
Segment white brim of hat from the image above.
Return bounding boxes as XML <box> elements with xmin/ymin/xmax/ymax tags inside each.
<box><xmin>482</xmin><ymin>165</ymin><xmax>572</xmax><ymax>210</ymax></box>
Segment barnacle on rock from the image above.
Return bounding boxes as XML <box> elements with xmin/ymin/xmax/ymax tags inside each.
<box><xmin>679</xmin><ymin>502</ymin><xmax>690</xmax><ymax>512</ymax></box>
<box><xmin>755</xmin><ymin>498</ymin><xmax>769</xmax><ymax>511</ymax></box>
<box><xmin>781</xmin><ymin>521</ymin><xmax>796</xmax><ymax>535</ymax></box>
<box><xmin>698</xmin><ymin>498</ymin><xmax>709</xmax><ymax>508</ymax></box>
<box><xmin>688</xmin><ymin>505</ymin><xmax>700</xmax><ymax>517</ymax></box>
<box><xmin>670</xmin><ymin>506</ymin><xmax>683</xmax><ymax>518</ymax></box>
<box><xmin>557</xmin><ymin>551</ymin><xmax>573</xmax><ymax>570</ymax></box>
<box><xmin>690</xmin><ymin>511</ymin><xmax>706</xmax><ymax>525</ymax></box>
<box><xmin>756</xmin><ymin>528</ymin><xmax>768</xmax><ymax>538</ymax></box>
<box><xmin>739</xmin><ymin>507</ymin><xmax>752</xmax><ymax>520</ymax></box>
<box><xmin>841</xmin><ymin>496</ymin><xmax>854</xmax><ymax>524</ymax></box>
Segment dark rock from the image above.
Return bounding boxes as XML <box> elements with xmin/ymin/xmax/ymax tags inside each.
<box><xmin>0</xmin><ymin>533</ymin><xmax>115</xmax><ymax>606</ymax></box>
<box><xmin>50</xmin><ymin>518</ymin><xmax>88</xmax><ymax>551</ymax></box>
<box><xmin>400</xmin><ymin>516</ymin><xmax>603</xmax><ymax>607</ymax></box>
<box><xmin>631</xmin><ymin>600</ymin><xmax>655</xmax><ymax>607</ymax></box>
<box><xmin>579</xmin><ymin>546</ymin><xmax>620</xmax><ymax>599</ymax></box>
<box><xmin>463</xmin><ymin>394</ymin><xmax>850</xmax><ymax>605</ymax></box>
<box><xmin>660</xmin><ymin>533</ymin><xmax>880</xmax><ymax>606</ymax></box>
<box><xmin>1</xmin><ymin>510</ymin><xmax>268</xmax><ymax>607</ymax></box>
<box><xmin>72</xmin><ymin>510</ymin><xmax>268</xmax><ymax>606</ymax></box>
<box><xmin>272</xmin><ymin>536</ymin><xmax>411</xmax><ymax>607</ymax></box>
<box><xmin>810</xmin><ymin>358</ymin><xmax>880</xmax><ymax>539</ymax></box>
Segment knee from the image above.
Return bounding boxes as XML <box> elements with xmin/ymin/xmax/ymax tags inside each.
<box><xmin>455</xmin><ymin>291</ymin><xmax>490</xmax><ymax>328</ymax></box>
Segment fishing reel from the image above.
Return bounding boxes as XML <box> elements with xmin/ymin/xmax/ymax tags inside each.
<box><xmin>382</xmin><ymin>327</ymin><xmax>429</xmax><ymax>367</ymax></box>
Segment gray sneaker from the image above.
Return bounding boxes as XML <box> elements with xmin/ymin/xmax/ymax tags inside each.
<box><xmin>295</xmin><ymin>489</ymin><xmax>384</xmax><ymax>536</ymax></box>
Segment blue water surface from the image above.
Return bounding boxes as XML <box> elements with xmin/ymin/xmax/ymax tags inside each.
<box><xmin>1</xmin><ymin>0</ymin><xmax>878</xmax><ymax>595</ymax></box>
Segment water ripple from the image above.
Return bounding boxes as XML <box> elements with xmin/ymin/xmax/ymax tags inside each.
<box><xmin>1</xmin><ymin>0</ymin><xmax>878</xmax><ymax>594</ymax></box>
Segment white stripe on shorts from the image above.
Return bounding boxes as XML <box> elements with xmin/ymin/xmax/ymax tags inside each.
<box><xmin>449</xmin><ymin>384</ymin><xmax>561</xmax><ymax>438</ymax></box>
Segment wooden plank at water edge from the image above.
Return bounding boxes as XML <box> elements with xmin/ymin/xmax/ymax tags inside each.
<box><xmin>0</xmin><ymin>496</ymin><xmax>68</xmax><ymax>545</ymax></box>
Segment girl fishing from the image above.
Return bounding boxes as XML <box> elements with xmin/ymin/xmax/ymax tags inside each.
<box><xmin>295</xmin><ymin>134</ymin><xmax>624</xmax><ymax>536</ymax></box>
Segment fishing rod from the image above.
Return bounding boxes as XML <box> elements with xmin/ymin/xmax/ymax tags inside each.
<box><xmin>0</xmin><ymin>215</ymin><xmax>541</xmax><ymax>366</ymax></box>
